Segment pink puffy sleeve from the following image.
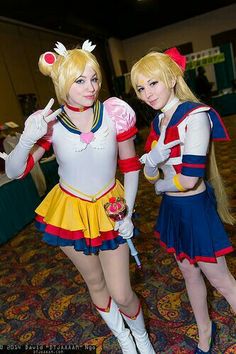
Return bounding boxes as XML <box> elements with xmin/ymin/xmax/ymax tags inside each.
<box><xmin>104</xmin><ymin>97</ymin><xmax>138</xmax><ymax>142</ymax></box>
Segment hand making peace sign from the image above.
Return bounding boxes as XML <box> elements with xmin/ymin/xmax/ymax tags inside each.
<box><xmin>146</xmin><ymin>124</ymin><xmax>181</xmax><ymax>167</ymax></box>
<box><xmin>22</xmin><ymin>98</ymin><xmax>61</xmax><ymax>143</ymax></box>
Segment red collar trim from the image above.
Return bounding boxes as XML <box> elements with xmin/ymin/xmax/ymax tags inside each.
<box><xmin>65</xmin><ymin>103</ymin><xmax>91</xmax><ymax>112</ymax></box>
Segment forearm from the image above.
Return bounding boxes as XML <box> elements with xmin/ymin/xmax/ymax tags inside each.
<box><xmin>155</xmin><ymin>173</ymin><xmax>199</xmax><ymax>193</ymax></box>
<box><xmin>124</xmin><ymin>170</ymin><xmax>139</xmax><ymax>216</ymax></box>
<box><xmin>177</xmin><ymin>174</ymin><xmax>199</xmax><ymax>190</ymax></box>
<box><xmin>5</xmin><ymin>136</ymin><xmax>34</xmax><ymax>179</ymax></box>
<box><xmin>143</xmin><ymin>163</ymin><xmax>160</xmax><ymax>184</ymax></box>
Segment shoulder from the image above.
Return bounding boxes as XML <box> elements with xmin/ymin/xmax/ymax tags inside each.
<box><xmin>103</xmin><ymin>97</ymin><xmax>138</xmax><ymax>142</ymax></box>
<box><xmin>178</xmin><ymin>101</ymin><xmax>210</xmax><ymax>116</ymax></box>
<box><xmin>104</xmin><ymin>97</ymin><xmax>136</xmax><ymax>122</ymax></box>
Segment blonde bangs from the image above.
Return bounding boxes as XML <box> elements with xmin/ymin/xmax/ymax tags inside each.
<box><xmin>131</xmin><ymin>52</ymin><xmax>175</xmax><ymax>94</ymax></box>
<box><xmin>53</xmin><ymin>49</ymin><xmax>101</xmax><ymax>104</ymax></box>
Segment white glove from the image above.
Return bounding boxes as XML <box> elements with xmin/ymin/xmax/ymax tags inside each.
<box><xmin>20</xmin><ymin>98</ymin><xmax>61</xmax><ymax>147</ymax></box>
<box><xmin>155</xmin><ymin>177</ymin><xmax>179</xmax><ymax>194</ymax></box>
<box><xmin>5</xmin><ymin>99</ymin><xmax>61</xmax><ymax>179</ymax></box>
<box><xmin>114</xmin><ymin>216</ymin><xmax>134</xmax><ymax>239</ymax></box>
<box><xmin>0</xmin><ymin>152</ymin><xmax>8</xmax><ymax>160</ymax></box>
<box><xmin>114</xmin><ymin>170</ymin><xmax>139</xmax><ymax>240</ymax></box>
<box><xmin>139</xmin><ymin>153</ymin><xmax>147</xmax><ymax>164</ymax></box>
<box><xmin>147</xmin><ymin>125</ymin><xmax>180</xmax><ymax>167</ymax></box>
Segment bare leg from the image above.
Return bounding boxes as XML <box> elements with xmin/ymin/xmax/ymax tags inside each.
<box><xmin>61</xmin><ymin>243</ymin><xmax>139</xmax><ymax>312</ymax></box>
<box><xmin>99</xmin><ymin>243</ymin><xmax>139</xmax><ymax>316</ymax></box>
<box><xmin>176</xmin><ymin>258</ymin><xmax>211</xmax><ymax>351</ymax></box>
<box><xmin>199</xmin><ymin>256</ymin><xmax>236</xmax><ymax>313</ymax></box>
<box><xmin>60</xmin><ymin>246</ymin><xmax>109</xmax><ymax>308</ymax></box>
<box><xmin>99</xmin><ymin>243</ymin><xmax>155</xmax><ymax>353</ymax></box>
<box><xmin>61</xmin><ymin>245</ymin><xmax>139</xmax><ymax>353</ymax></box>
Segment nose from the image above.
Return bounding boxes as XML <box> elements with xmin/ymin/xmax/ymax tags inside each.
<box><xmin>145</xmin><ymin>87</ymin><xmax>153</xmax><ymax>99</ymax></box>
<box><xmin>87</xmin><ymin>80</ymin><xmax>96</xmax><ymax>92</ymax></box>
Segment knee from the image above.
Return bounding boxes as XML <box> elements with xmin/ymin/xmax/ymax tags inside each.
<box><xmin>209</xmin><ymin>274</ymin><xmax>234</xmax><ymax>294</ymax></box>
<box><xmin>86</xmin><ymin>273</ymin><xmax>106</xmax><ymax>294</ymax></box>
<box><xmin>113</xmin><ymin>291</ymin><xmax>135</xmax><ymax>308</ymax></box>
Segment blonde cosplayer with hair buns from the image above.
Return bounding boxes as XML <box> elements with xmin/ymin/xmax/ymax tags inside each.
<box><xmin>38</xmin><ymin>47</ymin><xmax>102</xmax><ymax>105</ymax></box>
<box><xmin>131</xmin><ymin>51</ymin><xmax>234</xmax><ymax>225</ymax></box>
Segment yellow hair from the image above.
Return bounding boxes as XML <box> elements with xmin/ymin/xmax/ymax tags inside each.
<box><xmin>207</xmin><ymin>144</ymin><xmax>235</xmax><ymax>225</ymax></box>
<box><xmin>38</xmin><ymin>48</ymin><xmax>102</xmax><ymax>105</ymax></box>
<box><xmin>131</xmin><ymin>51</ymin><xmax>234</xmax><ymax>225</ymax></box>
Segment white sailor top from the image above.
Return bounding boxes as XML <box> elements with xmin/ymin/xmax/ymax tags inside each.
<box><xmin>145</xmin><ymin>101</ymin><xmax>230</xmax><ymax>179</ymax></box>
<box><xmin>36</xmin><ymin>97</ymin><xmax>138</xmax><ymax>199</ymax></box>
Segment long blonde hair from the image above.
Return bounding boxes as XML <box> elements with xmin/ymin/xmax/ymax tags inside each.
<box><xmin>131</xmin><ymin>51</ymin><xmax>234</xmax><ymax>224</ymax></box>
<box><xmin>38</xmin><ymin>47</ymin><xmax>102</xmax><ymax>105</ymax></box>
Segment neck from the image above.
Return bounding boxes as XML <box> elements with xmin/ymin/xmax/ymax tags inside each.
<box><xmin>161</xmin><ymin>96</ymin><xmax>179</xmax><ymax>113</ymax></box>
<box><xmin>65</xmin><ymin>103</ymin><xmax>92</xmax><ymax>112</ymax></box>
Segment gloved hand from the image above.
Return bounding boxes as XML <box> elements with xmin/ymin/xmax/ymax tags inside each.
<box><xmin>20</xmin><ymin>98</ymin><xmax>61</xmax><ymax>148</ymax></box>
<box><xmin>155</xmin><ymin>177</ymin><xmax>179</xmax><ymax>194</ymax></box>
<box><xmin>114</xmin><ymin>216</ymin><xmax>134</xmax><ymax>239</ymax></box>
<box><xmin>147</xmin><ymin>125</ymin><xmax>180</xmax><ymax>167</ymax></box>
<box><xmin>139</xmin><ymin>153</ymin><xmax>147</xmax><ymax>164</ymax></box>
<box><xmin>5</xmin><ymin>99</ymin><xmax>61</xmax><ymax>179</ymax></box>
<box><xmin>0</xmin><ymin>152</ymin><xmax>8</xmax><ymax>160</ymax></box>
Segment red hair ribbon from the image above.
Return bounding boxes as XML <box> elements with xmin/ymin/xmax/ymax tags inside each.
<box><xmin>164</xmin><ymin>47</ymin><xmax>186</xmax><ymax>71</ymax></box>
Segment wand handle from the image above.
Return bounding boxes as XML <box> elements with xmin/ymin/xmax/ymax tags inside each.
<box><xmin>127</xmin><ymin>239</ymin><xmax>141</xmax><ymax>269</ymax></box>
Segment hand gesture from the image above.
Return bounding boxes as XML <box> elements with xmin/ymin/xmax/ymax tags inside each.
<box><xmin>147</xmin><ymin>125</ymin><xmax>180</xmax><ymax>167</ymax></box>
<box><xmin>22</xmin><ymin>99</ymin><xmax>61</xmax><ymax>143</ymax></box>
<box><xmin>114</xmin><ymin>216</ymin><xmax>134</xmax><ymax>239</ymax></box>
<box><xmin>0</xmin><ymin>152</ymin><xmax>8</xmax><ymax>160</ymax></box>
<box><xmin>139</xmin><ymin>153</ymin><xmax>147</xmax><ymax>164</ymax></box>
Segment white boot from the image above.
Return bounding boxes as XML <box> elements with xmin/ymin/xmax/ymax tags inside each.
<box><xmin>95</xmin><ymin>297</ymin><xmax>137</xmax><ymax>354</ymax></box>
<box><xmin>121</xmin><ymin>304</ymin><xmax>155</xmax><ymax>354</ymax></box>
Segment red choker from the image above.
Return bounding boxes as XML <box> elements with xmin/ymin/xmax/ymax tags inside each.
<box><xmin>65</xmin><ymin>103</ymin><xmax>91</xmax><ymax>112</ymax></box>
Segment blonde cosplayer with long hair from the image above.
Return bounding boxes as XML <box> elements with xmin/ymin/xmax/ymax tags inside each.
<box><xmin>131</xmin><ymin>51</ymin><xmax>234</xmax><ymax>225</ymax></box>
<box><xmin>131</xmin><ymin>49</ymin><xmax>236</xmax><ymax>354</ymax></box>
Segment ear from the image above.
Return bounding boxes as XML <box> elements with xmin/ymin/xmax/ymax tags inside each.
<box><xmin>170</xmin><ymin>78</ymin><xmax>176</xmax><ymax>88</ymax></box>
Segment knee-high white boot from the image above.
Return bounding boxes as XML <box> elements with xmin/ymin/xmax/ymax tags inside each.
<box><xmin>121</xmin><ymin>304</ymin><xmax>155</xmax><ymax>354</ymax></box>
<box><xmin>94</xmin><ymin>297</ymin><xmax>137</xmax><ymax>354</ymax></box>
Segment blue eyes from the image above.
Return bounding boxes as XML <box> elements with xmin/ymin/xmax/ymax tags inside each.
<box><xmin>75</xmin><ymin>79</ymin><xmax>84</xmax><ymax>84</ymax></box>
<box><xmin>137</xmin><ymin>81</ymin><xmax>158</xmax><ymax>93</ymax></box>
<box><xmin>150</xmin><ymin>81</ymin><xmax>158</xmax><ymax>86</ymax></box>
<box><xmin>75</xmin><ymin>77</ymin><xmax>98</xmax><ymax>84</ymax></box>
<box><xmin>137</xmin><ymin>87</ymin><xmax>144</xmax><ymax>93</ymax></box>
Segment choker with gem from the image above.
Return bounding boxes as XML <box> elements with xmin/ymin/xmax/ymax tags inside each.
<box><xmin>161</xmin><ymin>97</ymin><xmax>180</xmax><ymax>113</ymax></box>
<box><xmin>65</xmin><ymin>103</ymin><xmax>92</xmax><ymax>112</ymax></box>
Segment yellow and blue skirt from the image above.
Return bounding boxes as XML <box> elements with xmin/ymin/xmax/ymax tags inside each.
<box><xmin>35</xmin><ymin>180</ymin><xmax>126</xmax><ymax>255</ymax></box>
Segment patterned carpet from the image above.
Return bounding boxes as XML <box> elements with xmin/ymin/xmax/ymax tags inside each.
<box><xmin>0</xmin><ymin>115</ymin><xmax>235</xmax><ymax>354</ymax></box>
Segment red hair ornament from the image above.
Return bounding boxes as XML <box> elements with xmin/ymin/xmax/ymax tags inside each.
<box><xmin>43</xmin><ymin>52</ymin><xmax>56</xmax><ymax>65</ymax></box>
<box><xmin>164</xmin><ymin>47</ymin><xmax>186</xmax><ymax>72</ymax></box>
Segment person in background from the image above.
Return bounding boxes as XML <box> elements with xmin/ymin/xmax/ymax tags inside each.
<box><xmin>130</xmin><ymin>47</ymin><xmax>236</xmax><ymax>354</ymax></box>
<box><xmin>195</xmin><ymin>66</ymin><xmax>213</xmax><ymax>105</ymax></box>
<box><xmin>1</xmin><ymin>40</ymin><xmax>155</xmax><ymax>354</ymax></box>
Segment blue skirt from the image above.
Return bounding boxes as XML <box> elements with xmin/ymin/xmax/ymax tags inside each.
<box><xmin>155</xmin><ymin>185</ymin><xmax>234</xmax><ymax>264</ymax></box>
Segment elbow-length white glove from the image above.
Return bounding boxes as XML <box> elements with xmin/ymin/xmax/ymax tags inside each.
<box><xmin>5</xmin><ymin>99</ymin><xmax>61</xmax><ymax>179</ymax></box>
<box><xmin>114</xmin><ymin>170</ymin><xmax>139</xmax><ymax>239</ymax></box>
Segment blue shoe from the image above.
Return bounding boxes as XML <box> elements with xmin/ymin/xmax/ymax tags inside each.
<box><xmin>194</xmin><ymin>321</ymin><xmax>217</xmax><ymax>353</ymax></box>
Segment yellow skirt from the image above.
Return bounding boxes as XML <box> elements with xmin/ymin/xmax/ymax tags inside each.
<box><xmin>35</xmin><ymin>180</ymin><xmax>127</xmax><ymax>254</ymax></box>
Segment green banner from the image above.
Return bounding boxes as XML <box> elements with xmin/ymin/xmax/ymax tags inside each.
<box><xmin>186</xmin><ymin>53</ymin><xmax>225</xmax><ymax>71</ymax></box>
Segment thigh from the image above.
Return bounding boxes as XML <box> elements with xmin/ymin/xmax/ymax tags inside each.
<box><xmin>98</xmin><ymin>243</ymin><xmax>132</xmax><ymax>297</ymax></box>
<box><xmin>61</xmin><ymin>246</ymin><xmax>104</xmax><ymax>285</ymax></box>
<box><xmin>198</xmin><ymin>256</ymin><xmax>231</xmax><ymax>280</ymax></box>
<box><xmin>175</xmin><ymin>256</ymin><xmax>201</xmax><ymax>278</ymax></box>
